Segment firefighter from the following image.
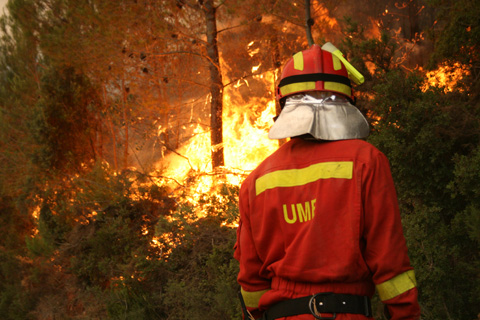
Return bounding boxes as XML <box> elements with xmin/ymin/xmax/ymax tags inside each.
<box><xmin>234</xmin><ymin>43</ymin><xmax>421</xmax><ymax>320</ymax></box>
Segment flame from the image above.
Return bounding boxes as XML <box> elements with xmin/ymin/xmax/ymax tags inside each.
<box><xmin>422</xmin><ymin>62</ymin><xmax>470</xmax><ymax>92</ymax></box>
<box><xmin>156</xmin><ymin>70</ymin><xmax>278</xmax><ymax>208</ymax></box>
<box><xmin>28</xmin><ymin>61</ymin><xmax>280</xmax><ymax>257</ymax></box>
<box><xmin>365</xmin><ymin>61</ymin><xmax>376</xmax><ymax>75</ymax></box>
<box><xmin>247</xmin><ymin>41</ymin><xmax>260</xmax><ymax>57</ymax></box>
<box><xmin>252</xmin><ymin>63</ymin><xmax>261</xmax><ymax>73</ymax></box>
<box><xmin>223</xmin><ymin>82</ymin><xmax>278</xmax><ymax>177</ymax></box>
<box><xmin>312</xmin><ymin>2</ymin><xmax>338</xmax><ymax>30</ymax></box>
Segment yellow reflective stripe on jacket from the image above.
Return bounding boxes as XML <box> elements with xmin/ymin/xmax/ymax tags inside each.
<box><xmin>376</xmin><ymin>270</ymin><xmax>417</xmax><ymax>301</ymax></box>
<box><xmin>241</xmin><ymin>288</ymin><xmax>270</xmax><ymax>308</ymax></box>
<box><xmin>255</xmin><ymin>161</ymin><xmax>353</xmax><ymax>196</ymax></box>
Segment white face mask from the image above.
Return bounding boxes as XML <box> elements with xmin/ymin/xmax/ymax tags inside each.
<box><xmin>268</xmin><ymin>92</ymin><xmax>370</xmax><ymax>141</ymax></box>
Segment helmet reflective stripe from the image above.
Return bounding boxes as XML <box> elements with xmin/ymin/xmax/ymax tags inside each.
<box><xmin>280</xmin><ymin>80</ymin><xmax>352</xmax><ymax>98</ymax></box>
<box><xmin>278</xmin><ymin>73</ymin><xmax>352</xmax><ymax>98</ymax></box>
<box><xmin>293</xmin><ymin>51</ymin><xmax>304</xmax><ymax>70</ymax></box>
<box><xmin>332</xmin><ymin>55</ymin><xmax>342</xmax><ymax>70</ymax></box>
<box><xmin>292</xmin><ymin>50</ymin><xmax>344</xmax><ymax>72</ymax></box>
<box><xmin>279</xmin><ymin>81</ymin><xmax>316</xmax><ymax>97</ymax></box>
<box><xmin>376</xmin><ymin>270</ymin><xmax>417</xmax><ymax>301</ymax></box>
<box><xmin>324</xmin><ymin>81</ymin><xmax>352</xmax><ymax>97</ymax></box>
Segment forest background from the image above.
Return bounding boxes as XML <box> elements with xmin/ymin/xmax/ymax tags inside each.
<box><xmin>0</xmin><ymin>0</ymin><xmax>479</xmax><ymax>319</ymax></box>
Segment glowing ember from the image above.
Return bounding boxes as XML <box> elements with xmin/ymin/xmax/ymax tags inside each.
<box><xmin>248</xmin><ymin>41</ymin><xmax>260</xmax><ymax>57</ymax></box>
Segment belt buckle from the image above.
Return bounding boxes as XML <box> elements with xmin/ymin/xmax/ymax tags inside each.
<box><xmin>308</xmin><ymin>292</ymin><xmax>337</xmax><ymax>320</ymax></box>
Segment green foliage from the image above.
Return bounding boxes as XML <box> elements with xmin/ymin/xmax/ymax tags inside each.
<box><xmin>161</xmin><ymin>231</ymin><xmax>240</xmax><ymax>320</ymax></box>
<box><xmin>0</xmin><ymin>250</ymin><xmax>36</xmax><ymax>320</ymax></box>
<box><xmin>30</xmin><ymin>65</ymin><xmax>101</xmax><ymax>173</ymax></box>
<box><xmin>342</xmin><ymin>16</ymin><xmax>398</xmax><ymax>75</ymax></box>
<box><xmin>367</xmin><ymin>67</ymin><xmax>480</xmax><ymax>319</ymax></box>
<box><xmin>156</xmin><ymin>184</ymin><xmax>241</xmax><ymax>320</ymax></box>
<box><xmin>0</xmin><ymin>196</ymin><xmax>36</xmax><ymax>319</ymax></box>
<box><xmin>426</xmin><ymin>0</ymin><xmax>480</xmax><ymax>66</ymax></box>
<box><xmin>0</xmin><ymin>1</ymin><xmax>42</xmax><ymax>197</ymax></box>
<box><xmin>449</xmin><ymin>147</ymin><xmax>480</xmax><ymax>308</ymax></box>
<box><xmin>63</xmin><ymin>164</ymin><xmax>173</xmax><ymax>291</ymax></box>
<box><xmin>4</xmin><ymin>158</ymin><xmax>242</xmax><ymax>319</ymax></box>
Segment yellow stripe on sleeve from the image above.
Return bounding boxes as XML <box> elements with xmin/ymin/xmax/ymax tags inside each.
<box><xmin>241</xmin><ymin>288</ymin><xmax>270</xmax><ymax>308</ymax></box>
<box><xmin>255</xmin><ymin>161</ymin><xmax>353</xmax><ymax>196</ymax></box>
<box><xmin>376</xmin><ymin>270</ymin><xmax>417</xmax><ymax>301</ymax></box>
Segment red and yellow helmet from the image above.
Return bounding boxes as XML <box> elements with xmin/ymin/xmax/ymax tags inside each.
<box><xmin>276</xmin><ymin>43</ymin><xmax>363</xmax><ymax>106</ymax></box>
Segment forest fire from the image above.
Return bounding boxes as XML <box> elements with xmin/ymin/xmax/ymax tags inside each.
<box><xmin>1</xmin><ymin>0</ymin><xmax>477</xmax><ymax>318</ymax></box>
<box><xmin>157</xmin><ymin>60</ymin><xmax>471</xmax><ymax>206</ymax></box>
<box><xmin>158</xmin><ymin>99</ymin><xmax>277</xmax><ymax>204</ymax></box>
<box><xmin>156</xmin><ymin>73</ymin><xmax>279</xmax><ymax>208</ymax></box>
<box><xmin>422</xmin><ymin>62</ymin><xmax>470</xmax><ymax>92</ymax></box>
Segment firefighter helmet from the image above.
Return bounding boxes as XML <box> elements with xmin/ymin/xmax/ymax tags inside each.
<box><xmin>276</xmin><ymin>43</ymin><xmax>364</xmax><ymax>106</ymax></box>
<box><xmin>269</xmin><ymin>43</ymin><xmax>369</xmax><ymax>141</ymax></box>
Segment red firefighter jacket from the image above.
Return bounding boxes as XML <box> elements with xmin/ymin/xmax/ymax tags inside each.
<box><xmin>234</xmin><ymin>138</ymin><xmax>420</xmax><ymax>320</ymax></box>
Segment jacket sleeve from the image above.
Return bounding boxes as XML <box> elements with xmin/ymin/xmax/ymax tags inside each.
<box><xmin>234</xmin><ymin>182</ymin><xmax>271</xmax><ymax>317</ymax></box>
<box><xmin>362</xmin><ymin>151</ymin><xmax>421</xmax><ymax>320</ymax></box>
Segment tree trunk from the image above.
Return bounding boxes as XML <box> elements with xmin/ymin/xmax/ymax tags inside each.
<box><xmin>203</xmin><ymin>0</ymin><xmax>224</xmax><ymax>169</ymax></box>
<box><xmin>102</xmin><ymin>84</ymin><xmax>118</xmax><ymax>171</ymax></box>
<box><xmin>305</xmin><ymin>0</ymin><xmax>314</xmax><ymax>46</ymax></box>
<box><xmin>122</xmin><ymin>77</ymin><xmax>129</xmax><ymax>169</ymax></box>
<box><xmin>408</xmin><ymin>0</ymin><xmax>420</xmax><ymax>41</ymax></box>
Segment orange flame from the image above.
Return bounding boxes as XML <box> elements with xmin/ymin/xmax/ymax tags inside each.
<box><xmin>312</xmin><ymin>2</ymin><xmax>338</xmax><ymax>30</ymax></box>
<box><xmin>422</xmin><ymin>62</ymin><xmax>470</xmax><ymax>92</ymax></box>
<box><xmin>155</xmin><ymin>69</ymin><xmax>279</xmax><ymax>207</ymax></box>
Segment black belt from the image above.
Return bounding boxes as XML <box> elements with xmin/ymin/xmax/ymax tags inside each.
<box><xmin>262</xmin><ymin>292</ymin><xmax>372</xmax><ymax>320</ymax></box>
